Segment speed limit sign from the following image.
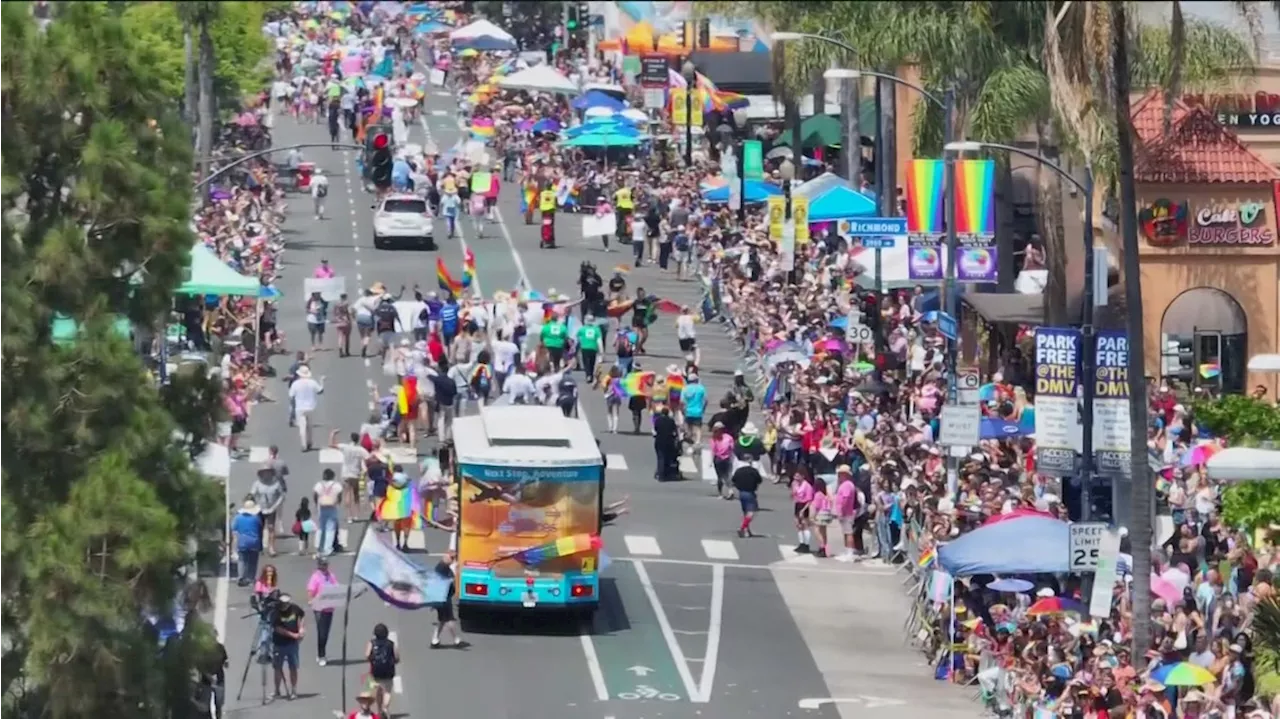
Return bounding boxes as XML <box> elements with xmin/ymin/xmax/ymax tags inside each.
<box><xmin>846</xmin><ymin>310</ymin><xmax>874</xmax><ymax>344</ymax></box>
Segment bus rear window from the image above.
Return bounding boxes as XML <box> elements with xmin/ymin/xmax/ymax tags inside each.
<box><xmin>383</xmin><ymin>199</ymin><xmax>427</xmax><ymax>213</ymax></box>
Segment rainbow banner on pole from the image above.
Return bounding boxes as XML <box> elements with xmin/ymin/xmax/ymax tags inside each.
<box><xmin>905</xmin><ymin>159</ymin><xmax>945</xmax><ymax>281</ymax></box>
<box><xmin>954</xmin><ymin>159</ymin><xmax>998</xmax><ymax>283</ymax></box>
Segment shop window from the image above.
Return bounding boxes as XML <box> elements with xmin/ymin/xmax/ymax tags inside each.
<box><xmin>1159</xmin><ymin>287</ymin><xmax>1248</xmax><ymax>395</ymax></box>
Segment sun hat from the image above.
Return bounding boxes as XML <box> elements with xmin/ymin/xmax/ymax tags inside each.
<box><xmin>241</xmin><ymin>499</ymin><xmax>260</xmax><ymax>514</ymax></box>
<box><xmin>296</xmin><ymin>365</ymin><xmax>313</xmax><ymax>379</ymax></box>
<box><xmin>742</xmin><ymin>422</ymin><xmax>759</xmax><ymax>435</ymax></box>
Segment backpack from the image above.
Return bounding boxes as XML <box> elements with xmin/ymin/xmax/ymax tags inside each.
<box><xmin>471</xmin><ymin>367</ymin><xmax>491</xmax><ymax>397</ymax></box>
<box><xmin>369</xmin><ymin>638</ymin><xmax>396</xmax><ymax>679</ymax></box>
<box><xmin>674</xmin><ymin>232</ymin><xmax>690</xmax><ymax>252</ymax></box>
<box><xmin>316</xmin><ymin>183</ymin><xmax>328</xmax><ymax>198</ymax></box>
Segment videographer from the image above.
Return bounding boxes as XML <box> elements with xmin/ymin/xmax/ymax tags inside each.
<box><xmin>270</xmin><ymin>593</ymin><xmax>305</xmax><ymax>701</ymax></box>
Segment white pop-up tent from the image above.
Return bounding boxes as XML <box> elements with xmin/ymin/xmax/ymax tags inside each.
<box><xmin>497</xmin><ymin>65</ymin><xmax>580</xmax><ymax>95</ymax></box>
<box><xmin>1205</xmin><ymin>447</ymin><xmax>1280</xmax><ymax>482</ymax></box>
<box><xmin>449</xmin><ymin>19</ymin><xmax>517</xmax><ymax>51</ymax></box>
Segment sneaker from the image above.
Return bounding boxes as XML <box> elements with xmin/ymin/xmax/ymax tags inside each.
<box><xmin>318</xmin><ymin>657</ymin><xmax>327</xmax><ymax>666</ymax></box>
<box><xmin>794</xmin><ymin>544</ymin><xmax>810</xmax><ymax>554</ymax></box>
<box><xmin>834</xmin><ymin>554</ymin><xmax>855</xmax><ymax>563</ymax></box>
<box><xmin>453</xmin><ymin>640</ymin><xmax>471</xmax><ymax>649</ymax></box>
<box><xmin>430</xmin><ymin>640</ymin><xmax>442</xmax><ymax>649</ymax></box>
<box><xmin>737</xmin><ymin>529</ymin><xmax>747</xmax><ymax>538</ymax></box>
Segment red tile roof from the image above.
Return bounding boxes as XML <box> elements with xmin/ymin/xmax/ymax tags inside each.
<box><xmin>1132</xmin><ymin>102</ymin><xmax>1280</xmax><ymax>184</ymax></box>
<box><xmin>1130</xmin><ymin>89</ymin><xmax>1192</xmax><ymax>144</ymax></box>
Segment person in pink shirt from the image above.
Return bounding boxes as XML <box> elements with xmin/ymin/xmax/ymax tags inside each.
<box><xmin>809</xmin><ymin>477</ymin><xmax>833</xmax><ymax>558</ymax></box>
<box><xmin>484</xmin><ymin>167</ymin><xmax>501</xmax><ymax>222</ymax></box>
<box><xmin>833</xmin><ymin>466</ymin><xmax>861</xmax><ymax>563</ymax></box>
<box><xmin>306</xmin><ymin>556</ymin><xmax>339</xmax><ymax>666</ymax></box>
<box><xmin>790</xmin><ymin>470</ymin><xmax>815</xmax><ymax>554</ymax></box>
<box><xmin>709</xmin><ymin>421</ymin><xmax>736</xmax><ymax>500</ymax></box>
<box><xmin>313</xmin><ymin>258</ymin><xmax>335</xmax><ymax>279</ymax></box>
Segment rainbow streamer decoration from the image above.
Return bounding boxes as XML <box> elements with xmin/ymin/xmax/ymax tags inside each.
<box><xmin>376</xmin><ymin>481</ymin><xmax>423</xmax><ymax>529</ymax></box>
<box><xmin>917</xmin><ymin>546</ymin><xmax>936</xmax><ymax>569</ymax></box>
<box><xmin>1199</xmin><ymin>362</ymin><xmax>1221</xmax><ymax>379</ymax></box>
<box><xmin>953</xmin><ymin>160</ymin><xmax>996</xmax><ymax>236</ymax></box>
<box><xmin>905</xmin><ymin>159</ymin><xmax>945</xmax><ymax>234</ymax></box>
<box><xmin>620</xmin><ymin>371</ymin><xmax>655</xmax><ymax>398</ymax></box>
<box><xmin>498</xmin><ymin>533</ymin><xmax>602</xmax><ymax>567</ymax></box>
<box><xmin>436</xmin><ymin>257</ymin><xmax>461</xmax><ymax>296</ymax></box>
<box><xmin>462</xmin><ymin>247</ymin><xmax>476</xmax><ymax>290</ymax></box>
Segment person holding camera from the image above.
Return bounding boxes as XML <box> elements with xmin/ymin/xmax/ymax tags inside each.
<box><xmin>270</xmin><ymin>593</ymin><xmax>305</xmax><ymax>701</ymax></box>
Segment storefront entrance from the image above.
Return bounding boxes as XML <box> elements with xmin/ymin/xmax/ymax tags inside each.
<box><xmin>1159</xmin><ymin>287</ymin><xmax>1249</xmax><ymax>394</ymax></box>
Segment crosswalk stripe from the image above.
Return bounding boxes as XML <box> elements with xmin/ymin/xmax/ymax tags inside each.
<box><xmin>247</xmin><ymin>446</ymin><xmax>271</xmax><ymax>463</ymax></box>
<box><xmin>623</xmin><ymin>534</ymin><xmax>662</xmax><ymax>556</ymax></box>
<box><xmin>430</xmin><ymin>109</ymin><xmax>448</xmax><ymax>116</ymax></box>
<box><xmin>700</xmin><ymin>449</ymin><xmax>716</xmax><ymax>482</ymax></box>
<box><xmin>776</xmin><ymin>545</ymin><xmax>819</xmax><ymax>565</ymax></box>
<box><xmin>328</xmin><ymin>527</ymin><xmax>435</xmax><ymax>553</ymax></box>
<box><xmin>700</xmin><ymin>539</ymin><xmax>739</xmax><ymax>561</ymax></box>
<box><xmin>318</xmin><ymin>448</ymin><xmax>343</xmax><ymax>464</ymax></box>
<box><xmin>677</xmin><ymin>454</ymin><xmax>698</xmax><ymax>477</ymax></box>
<box><xmin>386</xmin><ymin>447</ymin><xmax>419</xmax><ymax>466</ymax></box>
<box><xmin>606</xmin><ymin>453</ymin><xmax>629</xmax><ymax>471</ymax></box>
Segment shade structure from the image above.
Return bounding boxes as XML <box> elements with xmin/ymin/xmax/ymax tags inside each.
<box><xmin>178</xmin><ymin>244</ymin><xmax>262</xmax><ymax>297</ymax></box>
<box><xmin>413</xmin><ymin>19</ymin><xmax>451</xmax><ymax>35</ymax></box>
<box><xmin>563</xmin><ymin>132</ymin><xmax>644</xmax><ymax>148</ymax></box>
<box><xmin>449</xmin><ymin>19</ymin><xmax>517</xmax><ymax>51</ymax></box>
<box><xmin>701</xmin><ymin>178</ymin><xmax>782</xmax><ymax>204</ymax></box>
<box><xmin>773</xmin><ymin>114</ymin><xmax>842</xmax><ymax>148</ymax></box>
<box><xmin>497</xmin><ymin>64</ymin><xmax>579</xmax><ymax>95</ymax></box>
<box><xmin>51</xmin><ymin>314</ymin><xmax>133</xmax><ymax>345</ymax></box>
<box><xmin>1205</xmin><ymin>447</ymin><xmax>1280</xmax><ymax>481</ymax></box>
<box><xmin>563</xmin><ymin>120</ymin><xmax>641</xmax><ymax>139</ymax></box>
<box><xmin>620</xmin><ymin>108</ymin><xmax>649</xmax><ymax>124</ymax></box>
<box><xmin>937</xmin><ymin>516</ymin><xmax>1071</xmax><ymax>576</ymax></box>
<box><xmin>531</xmin><ymin>118</ymin><xmax>562</xmax><ymax>133</ymax></box>
<box><xmin>573</xmin><ymin>90</ymin><xmax>626</xmax><ymax>112</ymax></box>
<box><xmin>794</xmin><ymin>172</ymin><xmax>878</xmax><ymax>221</ymax></box>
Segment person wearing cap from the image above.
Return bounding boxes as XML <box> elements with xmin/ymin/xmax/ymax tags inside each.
<box><xmin>681</xmin><ymin>373</ymin><xmax>708</xmax><ymax>447</ymax></box>
<box><xmin>270</xmin><ymin>592</ymin><xmax>305</xmax><ymax>701</ymax></box>
<box><xmin>231</xmin><ymin>498</ymin><xmax>263</xmax><ymax>587</ymax></box>
<box><xmin>347</xmin><ymin>689</ymin><xmax>378</xmax><ymax>719</ymax></box>
<box><xmin>288</xmin><ymin>365</ymin><xmax>325</xmax><ymax>452</ymax></box>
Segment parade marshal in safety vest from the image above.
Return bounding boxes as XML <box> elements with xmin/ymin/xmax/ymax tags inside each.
<box><xmin>613</xmin><ymin>185</ymin><xmax>634</xmax><ymax>241</ymax></box>
<box><xmin>539</xmin><ymin>187</ymin><xmax>557</xmax><ymax>215</ymax></box>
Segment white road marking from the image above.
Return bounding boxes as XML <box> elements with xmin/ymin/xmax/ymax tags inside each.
<box><xmin>386</xmin><ymin>446</ymin><xmax>418</xmax><ymax>465</ymax></box>
<box><xmin>213</xmin><ymin>575</ymin><xmax>229</xmax><ymax>642</ymax></box>
<box><xmin>579</xmin><ymin>632</ymin><xmax>610</xmax><ymax>701</ymax></box>
<box><xmin>605</xmin><ymin>453</ymin><xmax>628</xmax><ymax>471</ymax></box>
<box><xmin>777</xmin><ymin>545</ymin><xmax>819</xmax><ymax>566</ymax></box>
<box><xmin>318</xmin><ymin>448</ymin><xmax>343</xmax><ymax>464</ymax></box>
<box><xmin>698</xmin><ymin>563</ymin><xmax>724</xmax><ymax>703</ymax></box>
<box><xmin>357</xmin><ymin>273</ymin><xmax>363</xmax><ymax>282</ymax></box>
<box><xmin>616</xmin><ymin>555</ymin><xmax>893</xmax><ymax>575</ymax></box>
<box><xmin>335</xmin><ymin>528</ymin><xmax>433</xmax><ymax>552</ymax></box>
<box><xmin>677</xmin><ymin>454</ymin><xmax>698</xmax><ymax>477</ymax></box>
<box><xmin>247</xmin><ymin>446</ymin><xmax>271</xmax><ymax>463</ymax></box>
<box><xmin>430</xmin><ymin>109</ymin><xmax>448</xmax><ymax>116</ymax></box>
<box><xmin>700</xmin><ymin>449</ymin><xmax>716</xmax><ymax>482</ymax></box>
<box><xmin>355</xmin><ymin>259</ymin><xmax>361</xmax><ymax>266</ymax></box>
<box><xmin>700</xmin><ymin>539</ymin><xmax>739</xmax><ymax>561</ymax></box>
<box><xmin>623</xmin><ymin>535</ymin><xmax>662</xmax><ymax>556</ymax></box>
<box><xmin>417</xmin><ymin>115</ymin><xmax>483</xmax><ymax>299</ymax></box>
<box><xmin>633</xmin><ymin>561</ymin><xmax>699</xmax><ymax>703</ymax></box>
<box><xmin>388</xmin><ymin>631</ymin><xmax>403</xmax><ymax>693</ymax></box>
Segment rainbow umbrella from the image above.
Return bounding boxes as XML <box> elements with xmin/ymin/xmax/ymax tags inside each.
<box><xmin>1180</xmin><ymin>442</ymin><xmax>1220</xmax><ymax>467</ymax></box>
<box><xmin>1026</xmin><ymin>596</ymin><xmax>1085</xmax><ymax>616</ymax></box>
<box><xmin>1150</xmin><ymin>662</ymin><xmax>1216</xmax><ymax>687</ymax></box>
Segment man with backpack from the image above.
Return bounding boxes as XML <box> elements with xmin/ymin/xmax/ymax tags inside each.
<box><xmin>311</xmin><ymin>169</ymin><xmax>329</xmax><ymax>220</ymax></box>
<box><xmin>373</xmin><ymin>296</ymin><xmax>401</xmax><ymax>361</ymax></box>
<box><xmin>365</xmin><ymin>623</ymin><xmax>399</xmax><ymax>718</ymax></box>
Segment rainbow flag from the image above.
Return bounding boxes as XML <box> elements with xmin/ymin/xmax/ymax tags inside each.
<box><xmin>762</xmin><ymin>376</ymin><xmax>780</xmax><ymax>407</ymax></box>
<box><xmin>1199</xmin><ymin>362</ymin><xmax>1221</xmax><ymax>379</ymax></box>
<box><xmin>498</xmin><ymin>533</ymin><xmax>602</xmax><ymax>567</ymax></box>
<box><xmin>905</xmin><ymin>159</ymin><xmax>945</xmax><ymax>235</ymax></box>
<box><xmin>666</xmin><ymin>373</ymin><xmax>685</xmax><ymax>400</ymax></box>
<box><xmin>437</xmin><ymin>257</ymin><xmax>461</xmax><ymax>296</ymax></box>
<box><xmin>917</xmin><ymin>546</ymin><xmax>936</xmax><ymax>569</ymax></box>
<box><xmin>372</xmin><ymin>84</ymin><xmax>385</xmax><ymax>120</ymax></box>
<box><xmin>462</xmin><ymin>247</ymin><xmax>476</xmax><ymax>290</ymax></box>
<box><xmin>954</xmin><ymin>160</ymin><xmax>996</xmax><ymax>236</ymax></box>
<box><xmin>376</xmin><ymin>481</ymin><xmax>422</xmax><ymax>528</ymax></box>
<box><xmin>620</xmin><ymin>371</ymin><xmax>655</xmax><ymax>398</ymax></box>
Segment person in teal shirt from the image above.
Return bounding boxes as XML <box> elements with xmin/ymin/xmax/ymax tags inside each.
<box><xmin>681</xmin><ymin>374</ymin><xmax>708</xmax><ymax>445</ymax></box>
<box><xmin>541</xmin><ymin>316</ymin><xmax>568</xmax><ymax>370</ymax></box>
<box><xmin>576</xmin><ymin>316</ymin><xmax>603</xmax><ymax>379</ymax></box>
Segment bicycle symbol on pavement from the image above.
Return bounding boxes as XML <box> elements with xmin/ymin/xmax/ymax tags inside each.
<box><xmin>617</xmin><ymin>685</ymin><xmax>680</xmax><ymax>701</ymax></box>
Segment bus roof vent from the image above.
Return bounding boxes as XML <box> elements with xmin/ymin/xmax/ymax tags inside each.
<box><xmin>480</xmin><ymin>406</ymin><xmax>571</xmax><ymax>447</ymax></box>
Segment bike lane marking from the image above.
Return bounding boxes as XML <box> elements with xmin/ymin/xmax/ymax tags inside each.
<box><xmin>589</xmin><ymin>560</ymin><xmax>692</xmax><ymax>702</ymax></box>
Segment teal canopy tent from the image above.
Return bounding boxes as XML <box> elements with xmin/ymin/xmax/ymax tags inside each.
<box><xmin>177</xmin><ymin>244</ymin><xmax>262</xmax><ymax>297</ymax></box>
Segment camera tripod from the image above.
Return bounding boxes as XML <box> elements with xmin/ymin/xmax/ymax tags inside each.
<box><xmin>235</xmin><ymin>609</ymin><xmax>276</xmax><ymax>705</ymax></box>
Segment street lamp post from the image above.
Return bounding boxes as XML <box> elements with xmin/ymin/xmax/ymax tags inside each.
<box><xmin>946</xmin><ymin>141</ymin><xmax>1097</xmax><ymax>521</ymax></box>
<box><xmin>682</xmin><ymin>59</ymin><xmax>696</xmax><ymax>166</ymax></box>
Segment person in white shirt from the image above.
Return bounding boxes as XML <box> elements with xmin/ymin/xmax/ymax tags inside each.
<box><xmin>675</xmin><ymin>306</ymin><xmax>699</xmax><ymax>364</ymax></box>
<box><xmin>501</xmin><ymin>365</ymin><xmax>537</xmax><ymax>405</ymax></box>
<box><xmin>312</xmin><ymin>468</ymin><xmax>344</xmax><ymax>557</ymax></box>
<box><xmin>310</xmin><ymin>170</ymin><xmax>329</xmax><ymax>220</ymax></box>
<box><xmin>288</xmin><ymin>366</ymin><xmax>325</xmax><ymax>451</ymax></box>
<box><xmin>490</xmin><ymin>330</ymin><xmax>519</xmax><ymax>393</ymax></box>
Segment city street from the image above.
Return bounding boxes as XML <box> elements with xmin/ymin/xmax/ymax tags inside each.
<box><xmin>215</xmin><ymin>93</ymin><xmax>978</xmax><ymax>719</ymax></box>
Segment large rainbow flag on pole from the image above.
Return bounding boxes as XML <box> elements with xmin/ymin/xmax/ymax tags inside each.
<box><xmin>436</xmin><ymin>257</ymin><xmax>462</xmax><ymax>296</ymax></box>
<box><xmin>462</xmin><ymin>247</ymin><xmax>476</xmax><ymax>290</ymax></box>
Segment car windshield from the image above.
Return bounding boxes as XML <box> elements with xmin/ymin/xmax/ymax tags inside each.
<box><xmin>382</xmin><ymin>199</ymin><xmax>427</xmax><ymax>213</ymax></box>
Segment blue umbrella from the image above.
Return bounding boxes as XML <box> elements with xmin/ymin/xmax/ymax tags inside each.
<box><xmin>563</xmin><ymin>122</ymin><xmax>641</xmax><ymax>139</ymax></box>
<box><xmin>414</xmin><ymin>20</ymin><xmax>450</xmax><ymax>35</ymax></box>
<box><xmin>531</xmin><ymin>118</ymin><xmax>562</xmax><ymax>133</ymax></box>
<box><xmin>572</xmin><ymin>90</ymin><xmax>626</xmax><ymax>112</ymax></box>
<box><xmin>979</xmin><ymin>416</ymin><xmax>1036</xmax><ymax>440</ymax></box>
<box><xmin>563</xmin><ymin>132</ymin><xmax>643</xmax><ymax>148</ymax></box>
<box><xmin>701</xmin><ymin>179</ymin><xmax>783</xmax><ymax>204</ymax></box>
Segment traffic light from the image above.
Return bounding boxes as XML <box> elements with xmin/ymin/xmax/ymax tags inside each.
<box><xmin>566</xmin><ymin>5</ymin><xmax>579</xmax><ymax>31</ymax></box>
<box><xmin>698</xmin><ymin>18</ymin><xmax>711</xmax><ymax>49</ymax></box>
<box><xmin>370</xmin><ymin>132</ymin><xmax>392</xmax><ymax>190</ymax></box>
<box><xmin>576</xmin><ymin>2</ymin><xmax>589</xmax><ymax>29</ymax></box>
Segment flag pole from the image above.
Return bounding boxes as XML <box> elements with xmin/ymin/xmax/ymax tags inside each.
<box><xmin>338</xmin><ymin>521</ymin><xmax>373</xmax><ymax>715</ymax></box>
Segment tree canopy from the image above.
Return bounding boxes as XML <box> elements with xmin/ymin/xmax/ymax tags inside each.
<box><xmin>1192</xmin><ymin>395</ymin><xmax>1280</xmax><ymax>530</ymax></box>
<box><xmin>122</xmin><ymin>1</ymin><xmax>275</xmax><ymax>109</ymax></box>
<box><xmin>2</xmin><ymin>3</ymin><xmax>223</xmax><ymax>716</ymax></box>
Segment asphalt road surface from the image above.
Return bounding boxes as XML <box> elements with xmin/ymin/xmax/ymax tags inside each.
<box><xmin>214</xmin><ymin>92</ymin><xmax>979</xmax><ymax>719</ymax></box>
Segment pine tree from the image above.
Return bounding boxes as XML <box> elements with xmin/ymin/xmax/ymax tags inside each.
<box><xmin>2</xmin><ymin>4</ymin><xmax>223</xmax><ymax>716</ymax></box>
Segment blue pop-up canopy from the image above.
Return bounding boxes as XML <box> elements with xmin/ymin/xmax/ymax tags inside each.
<box><xmin>573</xmin><ymin>91</ymin><xmax>626</xmax><ymax>112</ymax></box>
<box><xmin>938</xmin><ymin>516</ymin><xmax>1071</xmax><ymax>576</ymax></box>
<box><xmin>700</xmin><ymin>179</ymin><xmax>782</xmax><ymax>204</ymax></box>
<box><xmin>794</xmin><ymin>172</ymin><xmax>878</xmax><ymax>221</ymax></box>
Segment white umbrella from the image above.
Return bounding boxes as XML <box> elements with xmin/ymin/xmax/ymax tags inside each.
<box><xmin>387</xmin><ymin>97</ymin><xmax>418</xmax><ymax>109</ymax></box>
<box><xmin>1205</xmin><ymin>447</ymin><xmax>1280</xmax><ymax>482</ymax></box>
<box><xmin>620</xmin><ymin>108</ymin><xmax>649</xmax><ymax>123</ymax></box>
<box><xmin>584</xmin><ymin>106</ymin><xmax>616</xmax><ymax>119</ymax></box>
<box><xmin>497</xmin><ymin>65</ymin><xmax>580</xmax><ymax>95</ymax></box>
<box><xmin>449</xmin><ymin>19</ymin><xmax>517</xmax><ymax>51</ymax></box>
<box><xmin>582</xmin><ymin>82</ymin><xmax>626</xmax><ymax>98</ymax></box>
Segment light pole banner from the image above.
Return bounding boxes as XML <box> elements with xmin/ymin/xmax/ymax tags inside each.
<box><xmin>906</xmin><ymin>159</ymin><xmax>945</xmax><ymax>282</ymax></box>
<box><xmin>1092</xmin><ymin>330</ymin><xmax>1132</xmax><ymax>479</ymax></box>
<box><xmin>954</xmin><ymin>159</ymin><xmax>998</xmax><ymax>283</ymax></box>
<box><xmin>1034</xmin><ymin>327</ymin><xmax>1083</xmax><ymax>477</ymax></box>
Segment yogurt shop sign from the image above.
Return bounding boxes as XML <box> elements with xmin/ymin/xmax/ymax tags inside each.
<box><xmin>1190</xmin><ymin>200</ymin><xmax>1275</xmax><ymax>246</ymax></box>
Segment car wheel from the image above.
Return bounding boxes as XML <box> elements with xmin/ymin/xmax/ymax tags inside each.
<box><xmin>373</xmin><ymin>235</ymin><xmax>385</xmax><ymax>250</ymax></box>
<box><xmin>424</xmin><ymin>237</ymin><xmax>436</xmax><ymax>251</ymax></box>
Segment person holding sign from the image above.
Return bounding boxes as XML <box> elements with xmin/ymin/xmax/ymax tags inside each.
<box><xmin>306</xmin><ymin>556</ymin><xmax>340</xmax><ymax>666</ymax></box>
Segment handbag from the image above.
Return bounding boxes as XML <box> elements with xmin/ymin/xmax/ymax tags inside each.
<box><xmin>292</xmin><ymin>520</ymin><xmax>303</xmax><ymax>536</ymax></box>
<box><xmin>302</xmin><ymin>519</ymin><xmax>317</xmax><ymax>534</ymax></box>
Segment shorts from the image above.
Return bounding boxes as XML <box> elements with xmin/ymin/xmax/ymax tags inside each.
<box><xmin>271</xmin><ymin>641</ymin><xmax>300</xmax><ymax>670</ymax></box>
<box><xmin>344</xmin><ymin>477</ymin><xmax>361</xmax><ymax>498</ymax></box>
<box><xmin>548</xmin><ymin>346</ymin><xmax>564</xmax><ymax>365</ymax></box>
<box><xmin>685</xmin><ymin>416</ymin><xmax>703</xmax><ymax>429</ymax></box>
<box><xmin>261</xmin><ymin>512</ymin><xmax>277</xmax><ymax>531</ymax></box>
<box><xmin>793</xmin><ymin>502</ymin><xmax>808</xmax><ymax>519</ymax></box>
<box><xmin>678</xmin><ymin>337</ymin><xmax>696</xmax><ymax>353</ymax></box>
<box><xmin>738</xmin><ymin>491</ymin><xmax>758</xmax><ymax>513</ymax></box>
<box><xmin>838</xmin><ymin>517</ymin><xmax>854</xmax><ymax>534</ymax></box>
<box><xmin>357</xmin><ymin>316</ymin><xmax>375</xmax><ymax>330</ymax></box>
<box><xmin>217</xmin><ymin>421</ymin><xmax>233</xmax><ymax>438</ymax></box>
<box><xmin>484</xmin><ymin>196</ymin><xmax>497</xmax><ymax>208</ymax></box>
<box><xmin>379</xmin><ymin>331</ymin><xmax>395</xmax><ymax>348</ymax></box>
<box><xmin>373</xmin><ymin>677</ymin><xmax>395</xmax><ymax>696</ymax></box>
<box><xmin>431</xmin><ymin>600</ymin><xmax>455</xmax><ymax>623</ymax></box>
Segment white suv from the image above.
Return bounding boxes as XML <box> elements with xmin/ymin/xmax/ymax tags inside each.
<box><xmin>372</xmin><ymin>194</ymin><xmax>434</xmax><ymax>250</ymax></box>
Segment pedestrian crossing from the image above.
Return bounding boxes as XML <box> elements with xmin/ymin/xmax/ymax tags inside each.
<box><xmin>614</xmin><ymin>533</ymin><xmax>895</xmax><ymax>569</ymax></box>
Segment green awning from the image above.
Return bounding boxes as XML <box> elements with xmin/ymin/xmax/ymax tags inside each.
<box><xmin>51</xmin><ymin>315</ymin><xmax>133</xmax><ymax>345</ymax></box>
<box><xmin>774</xmin><ymin>114</ymin><xmax>843</xmax><ymax>149</ymax></box>
<box><xmin>176</xmin><ymin>244</ymin><xmax>261</xmax><ymax>298</ymax></box>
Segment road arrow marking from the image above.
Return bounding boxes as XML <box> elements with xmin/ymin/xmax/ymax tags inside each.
<box><xmin>799</xmin><ymin>696</ymin><xmax>907</xmax><ymax>710</ymax></box>
<box><xmin>627</xmin><ymin>665</ymin><xmax>654</xmax><ymax>677</ymax></box>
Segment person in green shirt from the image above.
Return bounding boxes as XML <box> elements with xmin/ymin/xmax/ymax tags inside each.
<box><xmin>541</xmin><ymin>316</ymin><xmax>568</xmax><ymax>370</ymax></box>
<box><xmin>575</xmin><ymin>316</ymin><xmax>603</xmax><ymax>379</ymax></box>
